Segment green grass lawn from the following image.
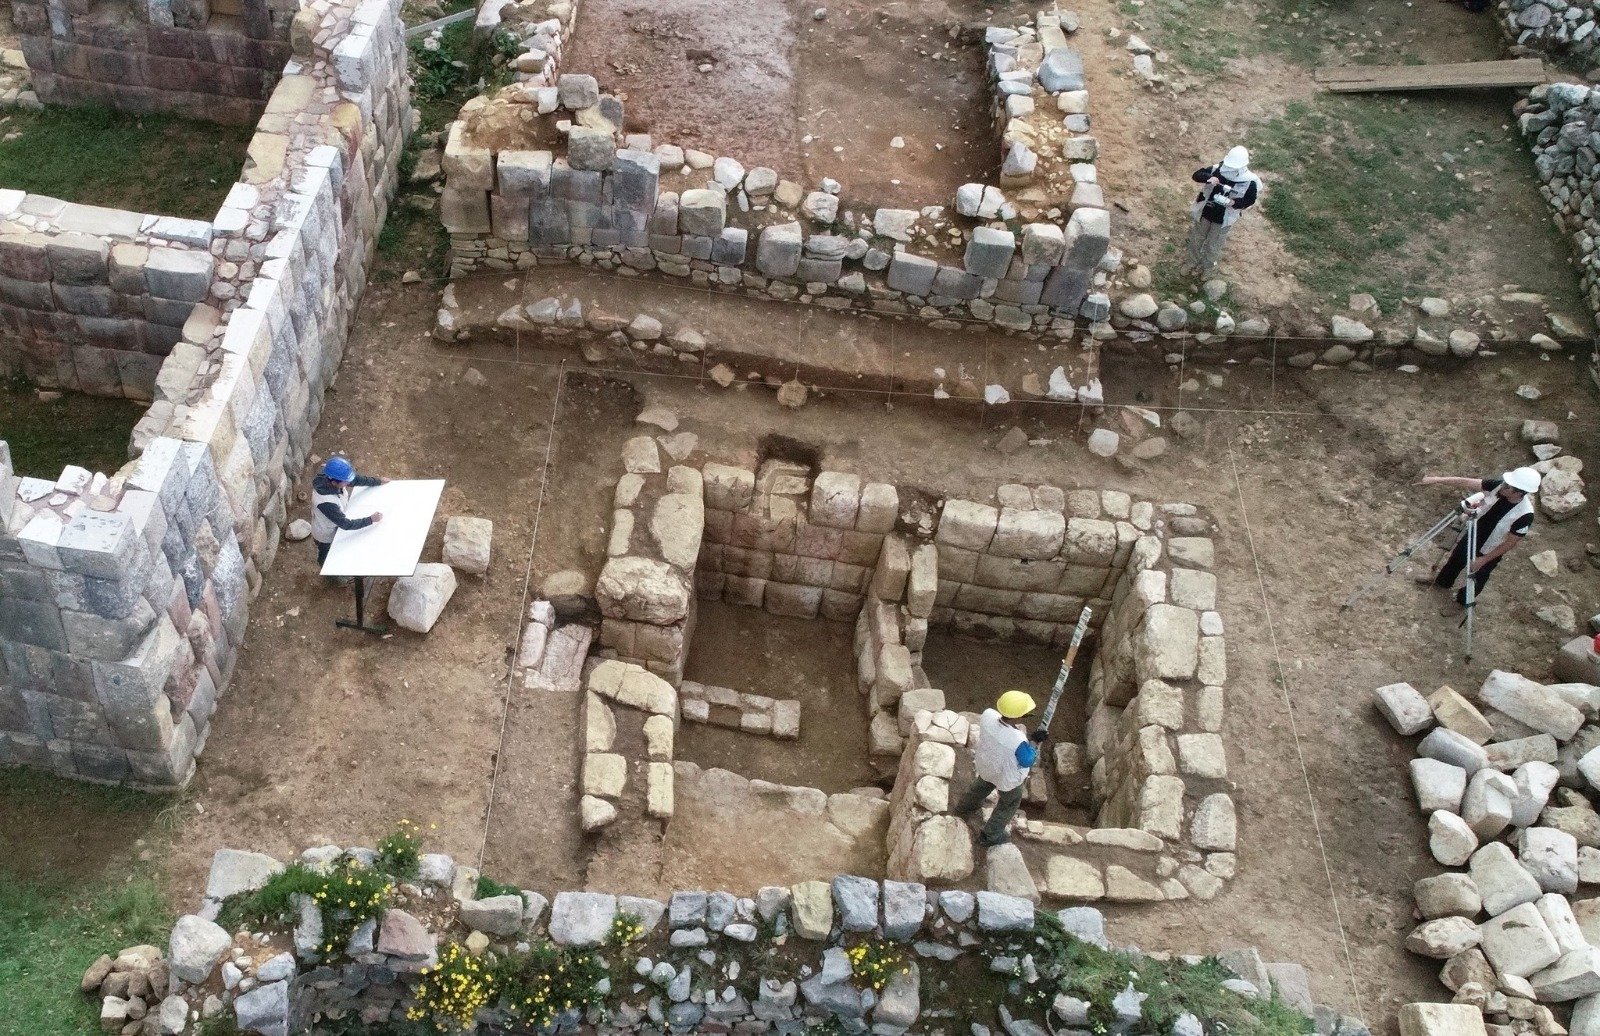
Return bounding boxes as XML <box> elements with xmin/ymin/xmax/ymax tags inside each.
<box><xmin>0</xmin><ymin>769</ymin><xmax>177</xmax><ymax>1036</ymax></box>
<box><xmin>1250</xmin><ymin>95</ymin><xmax>1525</xmax><ymax>310</ymax></box>
<box><xmin>0</xmin><ymin>106</ymin><xmax>250</xmax><ymax>220</ymax></box>
<box><xmin>0</xmin><ymin>376</ymin><xmax>144</xmax><ymax>479</ymax></box>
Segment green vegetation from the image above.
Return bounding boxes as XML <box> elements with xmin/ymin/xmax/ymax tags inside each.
<box><xmin>376</xmin><ymin>818</ymin><xmax>425</xmax><ymax>880</ymax></box>
<box><xmin>213</xmin><ymin>860</ymin><xmax>396</xmax><ymax>955</ymax></box>
<box><xmin>1250</xmin><ymin>95</ymin><xmax>1517</xmax><ymax>309</ymax></box>
<box><xmin>476</xmin><ymin>874</ymin><xmax>522</xmax><ymax>901</ymax></box>
<box><xmin>845</xmin><ymin>938</ymin><xmax>908</xmax><ymax>991</ymax></box>
<box><xmin>0</xmin><ymin>106</ymin><xmax>249</xmax><ymax>219</ymax></box>
<box><xmin>0</xmin><ymin>769</ymin><xmax>175</xmax><ymax>1036</ymax></box>
<box><xmin>998</xmin><ymin>913</ymin><xmax>1314</xmax><ymax>1036</ymax></box>
<box><xmin>405</xmin><ymin>940</ymin><xmax>610</xmax><ymax>1032</ymax></box>
<box><xmin>0</xmin><ymin>373</ymin><xmax>143</xmax><ymax>479</ymax></box>
<box><xmin>1122</xmin><ymin>0</ymin><xmax>1422</xmax><ymax>78</ymax></box>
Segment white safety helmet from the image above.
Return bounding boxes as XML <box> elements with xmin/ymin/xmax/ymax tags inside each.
<box><xmin>1219</xmin><ymin>146</ymin><xmax>1250</xmax><ymax>177</ymax></box>
<box><xmin>1502</xmin><ymin>467</ymin><xmax>1541</xmax><ymax>494</ymax></box>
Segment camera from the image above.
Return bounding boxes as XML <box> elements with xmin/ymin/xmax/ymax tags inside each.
<box><xmin>1200</xmin><ymin>182</ymin><xmax>1232</xmax><ymax>220</ymax></box>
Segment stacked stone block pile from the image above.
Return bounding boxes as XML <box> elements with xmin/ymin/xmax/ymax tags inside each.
<box><xmin>1522</xmin><ymin>84</ymin><xmax>1600</xmax><ymax>338</ymax></box>
<box><xmin>1378</xmin><ymin>672</ymin><xmax>1600</xmax><ymax>1036</ymax></box>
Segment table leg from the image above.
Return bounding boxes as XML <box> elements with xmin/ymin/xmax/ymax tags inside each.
<box><xmin>336</xmin><ymin>575</ymin><xmax>390</xmax><ymax>635</ymax></box>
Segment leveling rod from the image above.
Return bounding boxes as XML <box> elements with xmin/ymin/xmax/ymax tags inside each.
<box><xmin>1036</xmin><ymin>607</ymin><xmax>1092</xmax><ymax>736</ymax></box>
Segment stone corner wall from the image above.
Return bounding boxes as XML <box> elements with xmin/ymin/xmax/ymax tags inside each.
<box><xmin>593</xmin><ymin>443</ymin><xmax>705</xmax><ymax>684</ymax></box>
<box><xmin>0</xmin><ymin>0</ymin><xmax>411</xmax><ymax>790</ymax></box>
<box><xmin>15</xmin><ymin>0</ymin><xmax>293</xmax><ymax>124</ymax></box>
<box><xmin>0</xmin><ymin>193</ymin><xmax>216</xmax><ymax>400</ymax></box>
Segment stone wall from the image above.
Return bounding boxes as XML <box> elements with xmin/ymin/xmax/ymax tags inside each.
<box><xmin>985</xmin><ymin>12</ymin><xmax>1104</xmax><ymax>213</ymax></box>
<box><xmin>1522</xmin><ymin>84</ymin><xmax>1600</xmax><ymax>338</ymax></box>
<box><xmin>883</xmin><ymin>501</ymin><xmax>1236</xmax><ymax>904</ymax></box>
<box><xmin>593</xmin><ymin>447</ymin><xmax>703</xmax><ymax>683</ymax></box>
<box><xmin>438</xmin><ymin>46</ymin><xmax>1114</xmax><ymax>338</ymax></box>
<box><xmin>15</xmin><ymin>0</ymin><xmax>292</xmax><ymax>124</ymax></box>
<box><xmin>697</xmin><ymin>463</ymin><xmax>900</xmax><ymax>624</ymax></box>
<box><xmin>94</xmin><ymin>843</ymin><xmax>1351</xmax><ymax>1036</ymax></box>
<box><xmin>1498</xmin><ymin>0</ymin><xmax>1600</xmax><ymax>72</ymax></box>
<box><xmin>0</xmin><ymin>195</ymin><xmax>215</xmax><ymax>400</ymax></box>
<box><xmin>0</xmin><ymin>0</ymin><xmax>411</xmax><ymax>789</ymax></box>
<box><xmin>580</xmin><ymin>657</ymin><xmax>678</xmax><ymax>834</ymax></box>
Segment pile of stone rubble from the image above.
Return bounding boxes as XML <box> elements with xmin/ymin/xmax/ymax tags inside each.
<box><xmin>91</xmin><ymin>843</ymin><xmax>1364</xmax><ymax>1036</ymax></box>
<box><xmin>1375</xmin><ymin>671</ymin><xmax>1600</xmax><ymax>1036</ymax></box>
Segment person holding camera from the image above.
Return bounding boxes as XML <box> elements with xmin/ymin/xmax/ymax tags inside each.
<box><xmin>1184</xmin><ymin>145</ymin><xmax>1261</xmax><ymax>276</ymax></box>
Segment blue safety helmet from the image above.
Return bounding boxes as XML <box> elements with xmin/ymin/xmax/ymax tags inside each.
<box><xmin>322</xmin><ymin>456</ymin><xmax>354</xmax><ymax>482</ymax></box>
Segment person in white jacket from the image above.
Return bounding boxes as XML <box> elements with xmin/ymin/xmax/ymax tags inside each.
<box><xmin>1417</xmin><ymin>467</ymin><xmax>1541</xmax><ymax>612</ymax></box>
<box><xmin>1184</xmin><ymin>145</ymin><xmax>1261</xmax><ymax>276</ymax></box>
<box><xmin>953</xmin><ymin>691</ymin><xmax>1045</xmax><ymax>847</ymax></box>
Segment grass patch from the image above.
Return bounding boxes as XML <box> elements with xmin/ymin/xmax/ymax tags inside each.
<box><xmin>1122</xmin><ymin>0</ymin><xmax>1422</xmax><ymax>77</ymax></box>
<box><xmin>476</xmin><ymin>874</ymin><xmax>521</xmax><ymax>900</ymax></box>
<box><xmin>0</xmin><ymin>374</ymin><xmax>143</xmax><ymax>479</ymax></box>
<box><xmin>0</xmin><ymin>106</ymin><xmax>249</xmax><ymax>219</ymax></box>
<box><xmin>1249</xmin><ymin>95</ymin><xmax>1516</xmax><ymax>309</ymax></box>
<box><xmin>1004</xmin><ymin>913</ymin><xmax>1316</xmax><ymax>1036</ymax></box>
<box><xmin>0</xmin><ymin>769</ymin><xmax>177</xmax><ymax>1036</ymax></box>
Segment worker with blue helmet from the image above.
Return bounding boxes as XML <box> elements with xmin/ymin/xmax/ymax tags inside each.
<box><xmin>310</xmin><ymin>455</ymin><xmax>389</xmax><ymax>569</ymax></box>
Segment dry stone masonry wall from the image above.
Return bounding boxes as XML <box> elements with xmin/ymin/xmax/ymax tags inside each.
<box><xmin>567</xmin><ymin>439</ymin><xmax>1234</xmax><ymax>904</ymax></box>
<box><xmin>0</xmin><ymin>198</ymin><xmax>215</xmax><ymax>399</ymax></box>
<box><xmin>0</xmin><ymin>0</ymin><xmax>410</xmax><ymax>788</ymax></box>
<box><xmin>93</xmin><ymin>843</ymin><xmax>1357</xmax><ymax>1036</ymax></box>
<box><xmin>1500</xmin><ymin>0</ymin><xmax>1600</xmax><ymax>72</ymax></box>
<box><xmin>15</xmin><ymin>0</ymin><xmax>293</xmax><ymax>123</ymax></box>
<box><xmin>984</xmin><ymin>11</ymin><xmax>1106</xmax><ymax>221</ymax></box>
<box><xmin>1523</xmin><ymin>84</ymin><xmax>1600</xmax><ymax>344</ymax></box>
<box><xmin>437</xmin><ymin>2</ymin><xmax>1115</xmax><ymax>339</ymax></box>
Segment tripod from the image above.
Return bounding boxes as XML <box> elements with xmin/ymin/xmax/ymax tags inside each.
<box><xmin>1340</xmin><ymin>499</ymin><xmax>1470</xmax><ymax>612</ymax></box>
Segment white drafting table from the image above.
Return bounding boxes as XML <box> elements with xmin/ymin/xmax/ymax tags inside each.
<box><xmin>319</xmin><ymin>479</ymin><xmax>446</xmax><ymax>633</ymax></box>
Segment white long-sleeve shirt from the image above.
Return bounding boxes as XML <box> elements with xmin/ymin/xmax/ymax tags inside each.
<box><xmin>973</xmin><ymin>709</ymin><xmax>1037</xmax><ymax>791</ymax></box>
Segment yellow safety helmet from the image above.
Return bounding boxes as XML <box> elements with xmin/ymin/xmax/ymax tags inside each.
<box><xmin>997</xmin><ymin>690</ymin><xmax>1037</xmax><ymax>719</ymax></box>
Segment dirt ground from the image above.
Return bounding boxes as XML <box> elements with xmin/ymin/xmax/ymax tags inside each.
<box><xmin>559</xmin><ymin>0</ymin><xmax>992</xmax><ymax>206</ymax></box>
<box><xmin>677</xmin><ymin>601</ymin><xmax>878</xmax><ymax>794</ymax></box>
<box><xmin>138</xmin><ymin>254</ymin><xmax>1600</xmax><ymax>1036</ymax></box>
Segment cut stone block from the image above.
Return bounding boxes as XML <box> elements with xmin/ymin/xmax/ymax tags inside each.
<box><xmin>1480</xmin><ymin>901</ymin><xmax>1560</xmax><ymax>978</ymax></box>
<box><xmin>1376</xmin><ymin>682</ymin><xmax>1433</xmax><ymax>735</ymax></box>
<box><xmin>1471</xmin><ymin>842</ymin><xmax>1544</xmax><ymax>917</ymax></box>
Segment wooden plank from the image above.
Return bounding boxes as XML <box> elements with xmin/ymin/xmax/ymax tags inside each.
<box><xmin>1314</xmin><ymin>58</ymin><xmax>1546</xmax><ymax>92</ymax></box>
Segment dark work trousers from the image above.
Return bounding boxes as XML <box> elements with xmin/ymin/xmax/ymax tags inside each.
<box><xmin>955</xmin><ymin>778</ymin><xmax>1026</xmax><ymax>847</ymax></box>
<box><xmin>1434</xmin><ymin>534</ymin><xmax>1502</xmax><ymax>605</ymax></box>
<box><xmin>315</xmin><ymin>539</ymin><xmax>332</xmax><ymax>565</ymax></box>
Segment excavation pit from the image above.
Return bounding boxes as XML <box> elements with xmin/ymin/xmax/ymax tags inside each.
<box><xmin>572</xmin><ymin>437</ymin><xmax>1237</xmax><ymax>901</ymax></box>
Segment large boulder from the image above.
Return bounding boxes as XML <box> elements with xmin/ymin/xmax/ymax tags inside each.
<box><xmin>1479</xmin><ymin>670</ymin><xmax>1584</xmax><ymax>741</ymax></box>
<box><xmin>1398</xmin><ymin>1003</ymin><xmax>1486</xmax><ymax>1036</ymax></box>
<box><xmin>234</xmin><ymin>980</ymin><xmax>290</xmax><ymax>1036</ymax></box>
<box><xmin>595</xmin><ymin>556</ymin><xmax>691</xmax><ymax>624</ymax></box>
<box><xmin>1469</xmin><ymin>841</ymin><xmax>1541</xmax><ymax>915</ymax></box>
<box><xmin>387</xmin><ymin>563</ymin><xmax>458</xmax><ymax>633</ymax></box>
<box><xmin>442</xmin><ymin>516</ymin><xmax>493</xmax><ymax>575</ymax></box>
<box><xmin>1539</xmin><ymin>469</ymin><xmax>1587</xmax><ymax>522</ymax></box>
<box><xmin>205</xmin><ymin>849</ymin><xmax>284</xmax><ymax>901</ymax></box>
<box><xmin>168</xmin><ymin>914</ymin><xmax>232</xmax><ymax>984</ymax></box>
<box><xmin>548</xmin><ymin>892</ymin><xmax>617</xmax><ymax>947</ymax></box>
<box><xmin>1480</xmin><ymin>901</ymin><xmax>1561</xmax><ymax>977</ymax></box>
